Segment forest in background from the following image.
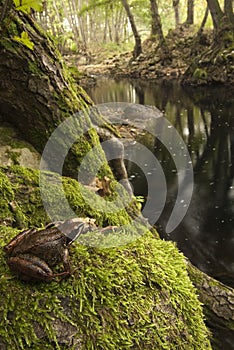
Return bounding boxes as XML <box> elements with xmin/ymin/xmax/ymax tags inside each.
<box><xmin>36</xmin><ymin>0</ymin><xmax>213</xmax><ymax>57</ymax></box>
<box><xmin>28</xmin><ymin>0</ymin><xmax>234</xmax><ymax>85</ymax></box>
<box><xmin>34</xmin><ymin>0</ymin><xmax>231</xmax><ymax>57</ymax></box>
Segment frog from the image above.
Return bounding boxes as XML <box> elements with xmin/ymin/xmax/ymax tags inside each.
<box><xmin>4</xmin><ymin>218</ymin><xmax>95</xmax><ymax>282</ymax></box>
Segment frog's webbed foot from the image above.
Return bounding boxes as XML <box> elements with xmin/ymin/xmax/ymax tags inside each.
<box><xmin>7</xmin><ymin>253</ymin><xmax>55</xmax><ymax>282</ymax></box>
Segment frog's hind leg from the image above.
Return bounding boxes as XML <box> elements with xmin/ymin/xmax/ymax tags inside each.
<box><xmin>7</xmin><ymin>253</ymin><xmax>54</xmax><ymax>282</ymax></box>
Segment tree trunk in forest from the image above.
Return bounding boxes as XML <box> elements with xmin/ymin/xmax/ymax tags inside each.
<box><xmin>173</xmin><ymin>0</ymin><xmax>180</xmax><ymax>27</ymax></box>
<box><xmin>0</xmin><ymin>3</ymin><xmax>135</xmax><ymax>196</ymax></box>
<box><xmin>186</xmin><ymin>0</ymin><xmax>194</xmax><ymax>25</ymax></box>
<box><xmin>197</xmin><ymin>6</ymin><xmax>209</xmax><ymax>36</ymax></box>
<box><xmin>149</xmin><ymin>0</ymin><xmax>171</xmax><ymax>62</ymax></box>
<box><xmin>224</xmin><ymin>0</ymin><xmax>234</xmax><ymax>27</ymax></box>
<box><xmin>149</xmin><ymin>0</ymin><xmax>165</xmax><ymax>44</ymax></box>
<box><xmin>0</xmin><ymin>7</ymin><xmax>102</xmax><ymax>178</ymax></box>
<box><xmin>121</xmin><ymin>0</ymin><xmax>142</xmax><ymax>59</ymax></box>
<box><xmin>206</xmin><ymin>0</ymin><xmax>223</xmax><ymax>31</ymax></box>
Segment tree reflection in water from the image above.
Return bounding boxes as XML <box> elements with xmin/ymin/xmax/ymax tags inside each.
<box><xmin>88</xmin><ymin>79</ymin><xmax>234</xmax><ymax>288</ymax></box>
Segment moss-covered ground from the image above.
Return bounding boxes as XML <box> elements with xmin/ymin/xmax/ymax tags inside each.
<box><xmin>0</xmin><ymin>165</ymin><xmax>212</xmax><ymax>349</ymax></box>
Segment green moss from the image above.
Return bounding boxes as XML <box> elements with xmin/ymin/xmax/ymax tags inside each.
<box><xmin>68</xmin><ymin>65</ymin><xmax>83</xmax><ymax>81</ymax></box>
<box><xmin>0</xmin><ymin>37</ymin><xmax>18</xmax><ymax>53</ymax></box>
<box><xmin>28</xmin><ymin>59</ymin><xmax>46</xmax><ymax>77</ymax></box>
<box><xmin>0</xmin><ymin>166</ymin><xmax>130</xmax><ymax>229</ymax></box>
<box><xmin>0</xmin><ymin>165</ymin><xmax>212</xmax><ymax>349</ymax></box>
<box><xmin>0</xmin><ymin>227</ymin><xmax>211</xmax><ymax>349</ymax></box>
<box><xmin>0</xmin><ymin>166</ymin><xmax>49</xmax><ymax>228</ymax></box>
<box><xmin>0</xmin><ymin>171</ymin><xmax>14</xmax><ymax>225</ymax></box>
<box><xmin>0</xmin><ymin>125</ymin><xmax>41</xmax><ymax>154</ymax></box>
<box><xmin>7</xmin><ymin>149</ymin><xmax>20</xmax><ymax>165</ymax></box>
<box><xmin>193</xmin><ymin>68</ymin><xmax>208</xmax><ymax>79</ymax></box>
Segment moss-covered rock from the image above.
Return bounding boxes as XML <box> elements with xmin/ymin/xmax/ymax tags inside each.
<box><xmin>0</xmin><ymin>165</ymin><xmax>212</xmax><ymax>349</ymax></box>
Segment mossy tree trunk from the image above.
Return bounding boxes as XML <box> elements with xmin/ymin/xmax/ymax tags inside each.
<box><xmin>0</xmin><ymin>167</ymin><xmax>233</xmax><ymax>349</ymax></box>
<box><xmin>0</xmin><ymin>5</ymin><xmax>108</xmax><ymax>178</ymax></box>
<box><xmin>0</xmin><ymin>166</ymin><xmax>212</xmax><ymax>350</ymax></box>
<box><xmin>0</xmin><ymin>10</ymin><xmax>89</xmax><ymax>142</ymax></box>
<box><xmin>206</xmin><ymin>0</ymin><xmax>234</xmax><ymax>32</ymax></box>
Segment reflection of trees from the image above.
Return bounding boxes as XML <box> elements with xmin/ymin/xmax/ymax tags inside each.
<box><xmin>157</xmin><ymin>88</ymin><xmax>234</xmax><ymax>287</ymax></box>
<box><xmin>131</xmin><ymin>80</ymin><xmax>234</xmax><ymax>287</ymax></box>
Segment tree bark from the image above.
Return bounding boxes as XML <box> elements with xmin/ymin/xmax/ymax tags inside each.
<box><xmin>0</xmin><ymin>7</ymin><xmax>108</xmax><ymax>178</ymax></box>
<box><xmin>187</xmin><ymin>262</ymin><xmax>234</xmax><ymax>348</ymax></box>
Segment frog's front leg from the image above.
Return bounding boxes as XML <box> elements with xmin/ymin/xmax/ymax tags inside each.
<box><xmin>61</xmin><ymin>248</ymin><xmax>71</xmax><ymax>277</ymax></box>
<box><xmin>7</xmin><ymin>253</ymin><xmax>54</xmax><ymax>282</ymax></box>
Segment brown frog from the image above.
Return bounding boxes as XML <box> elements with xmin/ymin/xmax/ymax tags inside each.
<box><xmin>4</xmin><ymin>218</ymin><xmax>94</xmax><ymax>282</ymax></box>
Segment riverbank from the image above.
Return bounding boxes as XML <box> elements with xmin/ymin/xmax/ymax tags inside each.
<box><xmin>74</xmin><ymin>25</ymin><xmax>212</xmax><ymax>83</ymax></box>
<box><xmin>69</xmin><ymin>23</ymin><xmax>234</xmax><ymax>87</ymax></box>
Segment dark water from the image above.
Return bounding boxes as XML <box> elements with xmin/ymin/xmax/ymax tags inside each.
<box><xmin>87</xmin><ymin>77</ymin><xmax>234</xmax><ymax>289</ymax></box>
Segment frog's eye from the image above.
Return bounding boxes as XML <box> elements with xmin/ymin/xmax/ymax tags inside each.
<box><xmin>45</xmin><ymin>221</ymin><xmax>63</xmax><ymax>229</ymax></box>
<box><xmin>65</xmin><ymin>222</ymin><xmax>85</xmax><ymax>243</ymax></box>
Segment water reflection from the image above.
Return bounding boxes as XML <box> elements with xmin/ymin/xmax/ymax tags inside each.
<box><xmin>87</xmin><ymin>78</ymin><xmax>234</xmax><ymax>287</ymax></box>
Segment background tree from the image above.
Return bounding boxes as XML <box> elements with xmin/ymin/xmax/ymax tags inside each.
<box><xmin>186</xmin><ymin>0</ymin><xmax>194</xmax><ymax>25</ymax></box>
<box><xmin>149</xmin><ymin>0</ymin><xmax>165</xmax><ymax>44</ymax></box>
<box><xmin>224</xmin><ymin>0</ymin><xmax>234</xmax><ymax>24</ymax></box>
<box><xmin>121</xmin><ymin>0</ymin><xmax>142</xmax><ymax>58</ymax></box>
<box><xmin>197</xmin><ymin>5</ymin><xmax>209</xmax><ymax>36</ymax></box>
<box><xmin>149</xmin><ymin>0</ymin><xmax>170</xmax><ymax>58</ymax></box>
<box><xmin>172</xmin><ymin>0</ymin><xmax>180</xmax><ymax>26</ymax></box>
<box><xmin>206</xmin><ymin>0</ymin><xmax>234</xmax><ymax>33</ymax></box>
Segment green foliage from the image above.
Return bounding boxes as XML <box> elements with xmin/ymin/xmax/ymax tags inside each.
<box><xmin>11</xmin><ymin>0</ymin><xmax>43</xmax><ymax>51</ymax></box>
<box><xmin>78</xmin><ymin>0</ymin><xmax>111</xmax><ymax>16</ymax></box>
<box><xmin>13</xmin><ymin>31</ymin><xmax>34</xmax><ymax>50</ymax></box>
<box><xmin>13</xmin><ymin>0</ymin><xmax>43</xmax><ymax>13</ymax></box>
<box><xmin>33</xmin><ymin>0</ymin><xmax>215</xmax><ymax>55</ymax></box>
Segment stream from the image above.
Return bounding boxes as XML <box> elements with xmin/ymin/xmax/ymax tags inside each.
<box><xmin>87</xmin><ymin>77</ymin><xmax>234</xmax><ymax>290</ymax></box>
